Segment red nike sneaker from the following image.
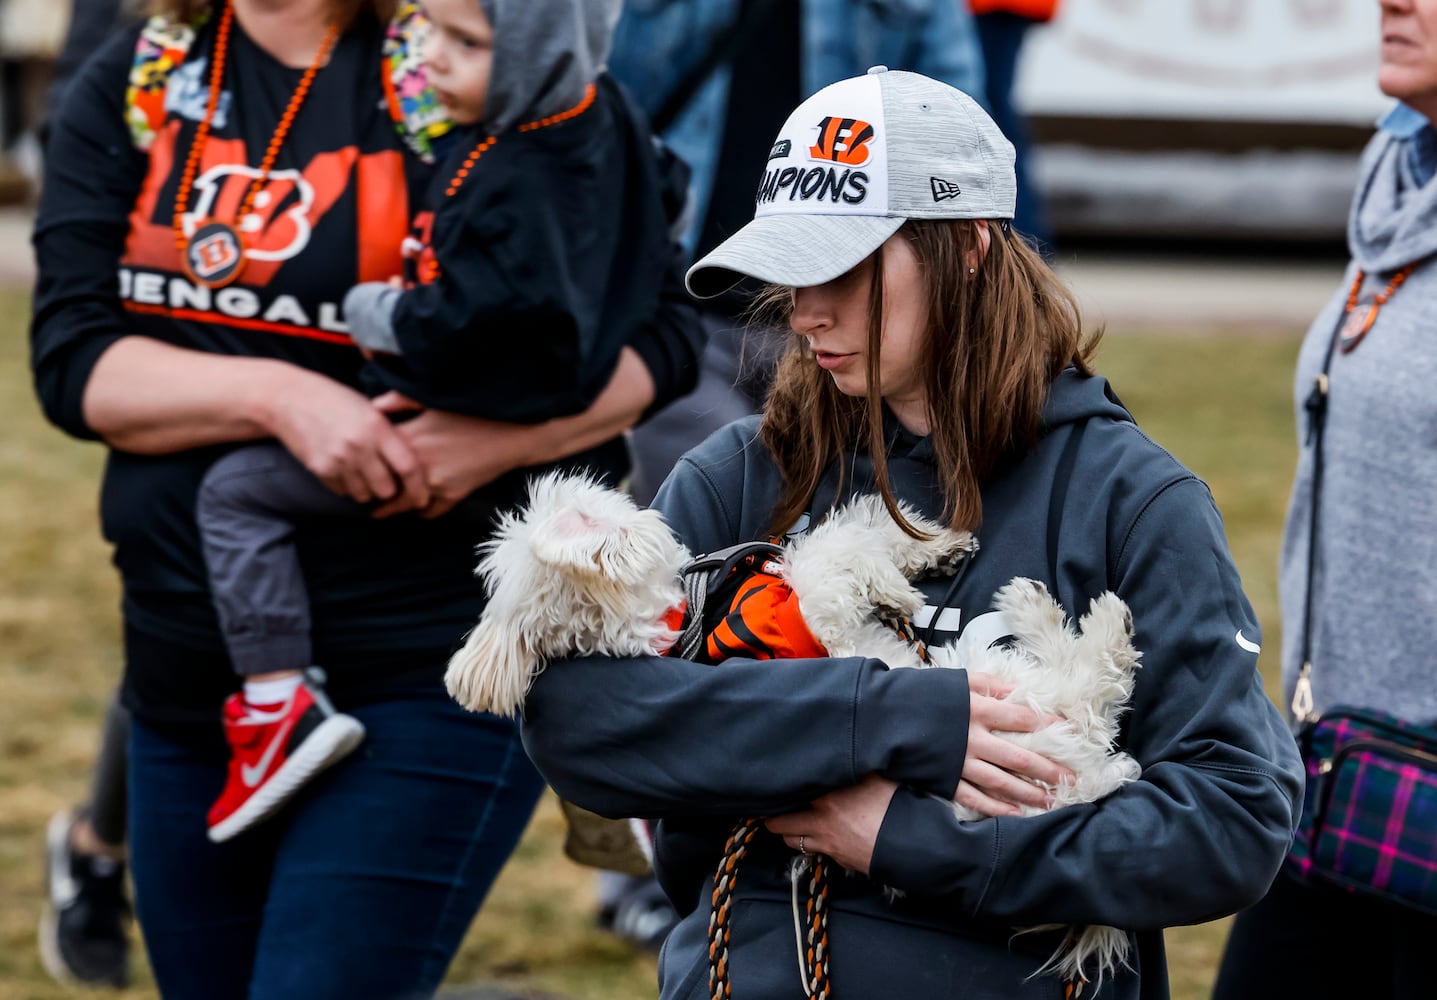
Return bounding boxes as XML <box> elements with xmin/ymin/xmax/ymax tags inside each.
<box><xmin>207</xmin><ymin>668</ymin><xmax>364</xmax><ymax>843</ymax></box>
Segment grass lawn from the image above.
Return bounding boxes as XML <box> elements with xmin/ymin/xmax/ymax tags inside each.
<box><xmin>0</xmin><ymin>287</ymin><xmax>1300</xmax><ymax>1000</ymax></box>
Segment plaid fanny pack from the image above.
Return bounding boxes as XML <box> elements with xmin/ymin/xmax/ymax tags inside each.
<box><xmin>1284</xmin><ymin>708</ymin><xmax>1437</xmax><ymax>915</ymax></box>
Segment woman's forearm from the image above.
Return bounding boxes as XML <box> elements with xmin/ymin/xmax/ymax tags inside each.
<box><xmin>527</xmin><ymin>346</ymin><xmax>656</xmax><ymax>464</ymax></box>
<box><xmin>81</xmin><ymin>336</ymin><xmax>307</xmax><ymax>453</ymax></box>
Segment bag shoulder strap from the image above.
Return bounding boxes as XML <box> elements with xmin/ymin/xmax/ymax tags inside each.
<box><xmin>125</xmin><ymin>4</ymin><xmax>454</xmax><ymax>162</ymax></box>
<box><xmin>1292</xmin><ymin>287</ymin><xmax>1365</xmax><ymax>723</ymax></box>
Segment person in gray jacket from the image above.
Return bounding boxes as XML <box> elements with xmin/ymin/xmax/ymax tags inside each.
<box><xmin>520</xmin><ymin>68</ymin><xmax>1303</xmax><ymax>999</ymax></box>
<box><xmin>1213</xmin><ymin>0</ymin><xmax>1437</xmax><ymax>995</ymax></box>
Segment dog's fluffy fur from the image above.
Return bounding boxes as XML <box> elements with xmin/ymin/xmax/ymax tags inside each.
<box><xmin>446</xmin><ymin>472</ymin><xmax>690</xmax><ymax>719</ymax></box>
<box><xmin>447</xmin><ymin>472</ymin><xmax>1142</xmax><ymax>985</ymax></box>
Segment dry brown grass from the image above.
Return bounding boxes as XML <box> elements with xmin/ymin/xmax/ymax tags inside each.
<box><xmin>0</xmin><ymin>287</ymin><xmax>1300</xmax><ymax>1000</ymax></box>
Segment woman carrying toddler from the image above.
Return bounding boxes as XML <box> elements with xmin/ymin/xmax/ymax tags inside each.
<box><xmin>520</xmin><ymin>68</ymin><xmax>1303</xmax><ymax>999</ymax></box>
<box><xmin>195</xmin><ymin>0</ymin><xmax>691</xmax><ymax>843</ymax></box>
<box><xmin>29</xmin><ymin>0</ymin><xmax>700</xmax><ymax>994</ymax></box>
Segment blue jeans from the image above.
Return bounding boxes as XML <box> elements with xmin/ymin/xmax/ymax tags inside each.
<box><xmin>975</xmin><ymin>11</ymin><xmax>1052</xmax><ymax>253</ymax></box>
<box><xmin>128</xmin><ymin>684</ymin><xmax>546</xmax><ymax>999</ymax></box>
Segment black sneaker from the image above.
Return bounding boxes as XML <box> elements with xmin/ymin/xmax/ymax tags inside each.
<box><xmin>38</xmin><ymin>809</ymin><xmax>132</xmax><ymax>988</ymax></box>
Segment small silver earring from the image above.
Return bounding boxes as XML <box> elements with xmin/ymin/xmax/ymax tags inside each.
<box><xmin>968</xmin><ymin>267</ymin><xmax>976</xmax><ymax>274</ymax></box>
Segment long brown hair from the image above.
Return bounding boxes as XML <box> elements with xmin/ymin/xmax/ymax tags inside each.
<box><xmin>758</xmin><ymin>219</ymin><xmax>1100</xmax><ymax>538</ymax></box>
<box><xmin>147</xmin><ymin>0</ymin><xmax>395</xmax><ymax>26</ymax></box>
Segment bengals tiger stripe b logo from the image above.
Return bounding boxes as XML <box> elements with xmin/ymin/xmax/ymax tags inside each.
<box><xmin>808</xmin><ymin>116</ymin><xmax>876</xmax><ymax>167</ymax></box>
<box><xmin>704</xmin><ymin>567</ymin><xmax>827</xmax><ymax>663</ymax></box>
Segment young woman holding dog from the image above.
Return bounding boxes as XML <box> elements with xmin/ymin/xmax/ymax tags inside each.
<box><xmin>1213</xmin><ymin>1</ymin><xmax>1437</xmax><ymax>996</ymax></box>
<box><xmin>29</xmin><ymin>0</ymin><xmax>701</xmax><ymax>993</ymax></box>
<box><xmin>521</xmin><ymin>68</ymin><xmax>1304</xmax><ymax>999</ymax></box>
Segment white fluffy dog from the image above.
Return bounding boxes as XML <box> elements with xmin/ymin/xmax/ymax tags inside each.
<box><xmin>447</xmin><ymin>472</ymin><xmax>1142</xmax><ymax>986</ymax></box>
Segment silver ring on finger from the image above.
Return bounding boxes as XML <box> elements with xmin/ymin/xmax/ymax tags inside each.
<box><xmin>798</xmin><ymin>835</ymin><xmax>807</xmax><ymax>856</ymax></box>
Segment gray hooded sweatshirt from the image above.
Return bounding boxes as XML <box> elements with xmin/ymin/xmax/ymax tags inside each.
<box><xmin>524</xmin><ymin>374</ymin><xmax>1301</xmax><ymax>999</ymax></box>
<box><xmin>1279</xmin><ymin>104</ymin><xmax>1437</xmax><ymax>725</ymax></box>
<box><xmin>478</xmin><ymin>0</ymin><xmax>622</xmax><ymax>133</ymax></box>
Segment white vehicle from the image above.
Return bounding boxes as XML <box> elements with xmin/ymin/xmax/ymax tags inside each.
<box><xmin>1020</xmin><ymin>0</ymin><xmax>1387</xmax><ymax>240</ymax></box>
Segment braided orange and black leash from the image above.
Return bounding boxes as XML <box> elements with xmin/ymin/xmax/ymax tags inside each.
<box><xmin>798</xmin><ymin>849</ymin><xmax>833</xmax><ymax>998</ymax></box>
<box><xmin>706</xmin><ymin>611</ymin><xmax>930</xmax><ymax>1000</ymax></box>
<box><xmin>708</xmin><ymin>819</ymin><xmax>763</xmax><ymax>998</ymax></box>
<box><xmin>707</xmin><ymin>818</ymin><xmax>832</xmax><ymax>1000</ymax></box>
<box><xmin>873</xmin><ymin>609</ymin><xmax>933</xmax><ymax>666</ymax></box>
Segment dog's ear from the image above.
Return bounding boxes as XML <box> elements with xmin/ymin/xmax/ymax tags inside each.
<box><xmin>530</xmin><ymin>506</ymin><xmax>632</xmax><ymax>577</ymax></box>
<box><xmin>445</xmin><ymin>616</ymin><xmax>542</xmax><ymax>719</ymax></box>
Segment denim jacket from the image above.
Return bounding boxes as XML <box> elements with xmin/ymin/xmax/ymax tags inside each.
<box><xmin>609</xmin><ymin>0</ymin><xmax>985</xmax><ymax>257</ymax></box>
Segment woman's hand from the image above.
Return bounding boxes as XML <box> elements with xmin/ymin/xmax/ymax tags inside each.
<box><xmin>958</xmin><ymin>672</ymin><xmax>1075</xmax><ymax>818</ymax></box>
<box><xmin>268</xmin><ymin>376</ymin><xmax>429</xmax><ymax>507</ymax></box>
<box><xmin>369</xmin><ymin>392</ymin><xmax>541</xmax><ymax>519</ymax></box>
<box><xmin>367</xmin><ymin>347</ymin><xmax>659</xmax><ymax>518</ymax></box>
<box><xmin>77</xmin><ymin>338</ymin><xmax>428</xmax><ymax>506</ymax></box>
<box><xmin>765</xmin><ymin>774</ymin><xmax>898</xmax><ymax>876</ymax></box>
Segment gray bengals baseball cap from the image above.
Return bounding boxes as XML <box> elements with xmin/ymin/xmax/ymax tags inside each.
<box><xmin>686</xmin><ymin>66</ymin><xmax>1016</xmax><ymax>299</ymax></box>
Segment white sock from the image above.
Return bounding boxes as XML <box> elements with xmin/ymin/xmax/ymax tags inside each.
<box><xmin>243</xmin><ymin>674</ymin><xmax>303</xmax><ymax>708</ymax></box>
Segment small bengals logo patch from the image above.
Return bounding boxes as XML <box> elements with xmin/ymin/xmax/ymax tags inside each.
<box><xmin>192</xmin><ymin>229</ymin><xmax>241</xmax><ymax>277</ymax></box>
<box><xmin>808</xmin><ymin>117</ymin><xmax>876</xmax><ymax>167</ymax></box>
<box><xmin>183</xmin><ymin>220</ymin><xmax>247</xmax><ymax>287</ymax></box>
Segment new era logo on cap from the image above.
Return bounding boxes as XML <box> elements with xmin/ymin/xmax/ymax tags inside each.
<box><xmin>930</xmin><ymin>177</ymin><xmax>962</xmax><ymax>202</ymax></box>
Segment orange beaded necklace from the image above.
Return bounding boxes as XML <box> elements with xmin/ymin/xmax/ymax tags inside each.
<box><xmin>442</xmin><ymin>83</ymin><xmax>597</xmax><ymax>199</ymax></box>
<box><xmin>1338</xmin><ymin>263</ymin><xmax>1418</xmax><ymax>353</ymax></box>
<box><xmin>172</xmin><ymin>2</ymin><xmax>340</xmax><ymax>289</ymax></box>
<box><xmin>404</xmin><ymin>83</ymin><xmax>597</xmax><ymax>285</ymax></box>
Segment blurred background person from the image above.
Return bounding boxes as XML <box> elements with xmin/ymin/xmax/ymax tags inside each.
<box><xmin>33</xmin><ymin>0</ymin><xmax>141</xmax><ymax>989</ymax></box>
<box><xmin>1212</xmin><ymin>0</ymin><xmax>1437</xmax><ymax>997</ymax></box>
<box><xmin>969</xmin><ymin>0</ymin><xmax>1060</xmax><ymax>254</ymax></box>
<box><xmin>40</xmin><ymin>0</ymin><xmax>141</xmax><ymax>148</ymax></box>
<box><xmin>595</xmin><ymin>0</ymin><xmax>986</xmax><ymax>951</ymax></box>
<box><xmin>0</xmin><ymin>0</ymin><xmax>67</xmax><ymax>197</ymax></box>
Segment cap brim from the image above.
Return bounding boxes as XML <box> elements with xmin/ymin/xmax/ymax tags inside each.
<box><xmin>686</xmin><ymin>214</ymin><xmax>906</xmax><ymax>299</ymax></box>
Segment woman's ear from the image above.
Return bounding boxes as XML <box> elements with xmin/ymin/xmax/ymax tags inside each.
<box><xmin>966</xmin><ymin>220</ymin><xmax>992</xmax><ymax>273</ymax></box>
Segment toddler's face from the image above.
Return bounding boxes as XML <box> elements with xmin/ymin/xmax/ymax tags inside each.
<box><xmin>421</xmin><ymin>0</ymin><xmax>494</xmax><ymax>126</ymax></box>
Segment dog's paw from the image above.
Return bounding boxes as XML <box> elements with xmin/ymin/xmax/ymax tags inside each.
<box><xmin>995</xmin><ymin>577</ymin><xmax>1069</xmax><ymax>643</ymax></box>
<box><xmin>1080</xmin><ymin>591</ymin><xmax>1136</xmax><ymax>641</ymax></box>
<box><xmin>928</xmin><ymin>529</ymin><xmax>978</xmax><ymax>576</ymax></box>
<box><xmin>1074</xmin><ymin>591</ymin><xmax>1143</xmax><ymax>694</ymax></box>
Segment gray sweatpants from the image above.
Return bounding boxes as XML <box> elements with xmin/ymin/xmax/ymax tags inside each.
<box><xmin>197</xmin><ymin>443</ymin><xmax>362</xmax><ymax>676</ymax></box>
